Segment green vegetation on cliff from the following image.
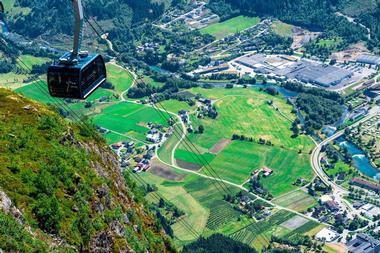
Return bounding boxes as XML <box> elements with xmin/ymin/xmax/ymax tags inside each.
<box><xmin>0</xmin><ymin>88</ymin><xmax>176</xmax><ymax>252</ymax></box>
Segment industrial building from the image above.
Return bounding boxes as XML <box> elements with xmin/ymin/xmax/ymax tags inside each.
<box><xmin>292</xmin><ymin>64</ymin><xmax>353</xmax><ymax>87</ymax></box>
<box><xmin>347</xmin><ymin>233</ymin><xmax>380</xmax><ymax>253</ymax></box>
<box><xmin>235</xmin><ymin>54</ymin><xmax>353</xmax><ymax>88</ymax></box>
<box><xmin>357</xmin><ymin>54</ymin><xmax>380</xmax><ymax>69</ymax></box>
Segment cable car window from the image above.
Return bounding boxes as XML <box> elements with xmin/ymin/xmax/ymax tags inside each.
<box><xmin>48</xmin><ymin>68</ymin><xmax>81</xmax><ymax>98</ymax></box>
<box><xmin>81</xmin><ymin>60</ymin><xmax>99</xmax><ymax>90</ymax></box>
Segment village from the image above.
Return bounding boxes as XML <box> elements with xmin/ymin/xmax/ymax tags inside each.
<box><xmin>157</xmin><ymin>1</ymin><xmax>219</xmax><ymax>31</ymax></box>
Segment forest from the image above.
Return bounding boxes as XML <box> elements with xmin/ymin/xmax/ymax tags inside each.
<box><xmin>182</xmin><ymin>234</ymin><xmax>257</xmax><ymax>253</ymax></box>
<box><xmin>297</xmin><ymin>93</ymin><xmax>343</xmax><ymax>134</ymax></box>
<box><xmin>208</xmin><ymin>0</ymin><xmax>367</xmax><ymax>45</ymax></box>
<box><xmin>11</xmin><ymin>0</ymin><xmax>164</xmax><ymax>38</ymax></box>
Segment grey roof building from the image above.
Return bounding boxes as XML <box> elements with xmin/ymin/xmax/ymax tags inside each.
<box><xmin>347</xmin><ymin>233</ymin><xmax>380</xmax><ymax>253</ymax></box>
<box><xmin>357</xmin><ymin>55</ymin><xmax>380</xmax><ymax>67</ymax></box>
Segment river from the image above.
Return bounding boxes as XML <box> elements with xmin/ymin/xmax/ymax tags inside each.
<box><xmin>258</xmin><ymin>82</ymin><xmax>380</xmax><ymax>181</ymax></box>
<box><xmin>336</xmin><ymin>137</ymin><xmax>380</xmax><ymax>181</ymax></box>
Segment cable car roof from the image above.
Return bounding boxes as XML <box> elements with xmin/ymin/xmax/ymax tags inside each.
<box><xmin>50</xmin><ymin>52</ymin><xmax>101</xmax><ymax>69</ymax></box>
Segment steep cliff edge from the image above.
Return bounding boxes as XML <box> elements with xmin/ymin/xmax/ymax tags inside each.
<box><xmin>0</xmin><ymin>88</ymin><xmax>176</xmax><ymax>253</ymax></box>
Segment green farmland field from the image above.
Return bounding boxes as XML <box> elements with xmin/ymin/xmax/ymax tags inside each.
<box><xmin>160</xmin><ymin>99</ymin><xmax>195</xmax><ymax>113</ymax></box>
<box><xmin>201</xmin><ymin>16</ymin><xmax>260</xmax><ymax>39</ymax></box>
<box><xmin>205</xmin><ymin>141</ymin><xmax>313</xmax><ymax>195</ymax></box>
<box><xmin>106</xmin><ymin>64</ymin><xmax>134</xmax><ymax>93</ymax></box>
<box><xmin>15</xmin><ymin>81</ymin><xmax>114</xmax><ymax>108</ymax></box>
<box><xmin>186</xmin><ymin>91</ymin><xmax>311</xmax><ymax>149</ymax></box>
<box><xmin>92</xmin><ymin>102</ymin><xmax>170</xmax><ymax>142</ymax></box>
<box><xmin>138</xmin><ymin>172</ymin><xmax>241</xmax><ymax>244</ymax></box>
<box><xmin>15</xmin><ymin>81</ymin><xmax>52</xmax><ymax>104</ymax></box>
<box><xmin>273</xmin><ymin>190</ymin><xmax>317</xmax><ymax>212</ymax></box>
<box><xmin>2</xmin><ymin>0</ymin><xmax>30</xmax><ymax>15</ymax></box>
<box><xmin>272</xmin><ymin>21</ymin><xmax>293</xmax><ymax>37</ymax></box>
<box><xmin>174</xmin><ymin>149</ymin><xmax>215</xmax><ymax>166</ymax></box>
<box><xmin>17</xmin><ymin>54</ymin><xmax>50</xmax><ymax>69</ymax></box>
<box><xmin>172</xmin><ymin>87</ymin><xmax>315</xmax><ymax>196</ymax></box>
<box><xmin>230</xmin><ymin>210</ymin><xmax>296</xmax><ymax>251</ymax></box>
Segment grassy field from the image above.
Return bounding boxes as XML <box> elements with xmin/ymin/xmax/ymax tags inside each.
<box><xmin>2</xmin><ymin>0</ymin><xmax>30</xmax><ymax>15</ymax></box>
<box><xmin>324</xmin><ymin>160</ymin><xmax>352</xmax><ymax>178</ymax></box>
<box><xmin>273</xmin><ymin>190</ymin><xmax>317</xmax><ymax>212</ymax></box>
<box><xmin>174</xmin><ymin>149</ymin><xmax>216</xmax><ymax>166</ymax></box>
<box><xmin>201</xmin><ymin>16</ymin><xmax>260</xmax><ymax>39</ymax></box>
<box><xmin>15</xmin><ymin>81</ymin><xmax>52</xmax><ymax>104</ymax></box>
<box><xmin>144</xmin><ymin>76</ymin><xmax>165</xmax><ymax>88</ymax></box>
<box><xmin>229</xmin><ymin>210</ymin><xmax>296</xmax><ymax>251</ymax></box>
<box><xmin>171</xmin><ymin>87</ymin><xmax>314</xmax><ymax>196</ymax></box>
<box><xmin>271</xmin><ymin>21</ymin><xmax>294</xmax><ymax>37</ymax></box>
<box><xmin>160</xmin><ymin>99</ymin><xmax>195</xmax><ymax>113</ymax></box>
<box><xmin>138</xmin><ymin>172</ymin><xmax>241</xmax><ymax>243</ymax></box>
<box><xmin>157</xmin><ymin>124</ymin><xmax>183</xmax><ymax>164</ymax></box>
<box><xmin>316</xmin><ymin>37</ymin><xmax>342</xmax><ymax>49</ymax></box>
<box><xmin>92</xmin><ymin>102</ymin><xmax>170</xmax><ymax>142</ymax></box>
<box><xmin>0</xmin><ymin>54</ymin><xmax>50</xmax><ymax>89</ymax></box>
<box><xmin>106</xmin><ymin>64</ymin><xmax>134</xmax><ymax>93</ymax></box>
<box><xmin>17</xmin><ymin>54</ymin><xmax>50</xmax><ymax>69</ymax></box>
<box><xmin>230</xmin><ymin>211</ymin><xmax>322</xmax><ymax>251</ymax></box>
<box><xmin>185</xmin><ymin>87</ymin><xmax>312</xmax><ymax>149</ymax></box>
<box><xmin>204</xmin><ymin>141</ymin><xmax>314</xmax><ymax>195</ymax></box>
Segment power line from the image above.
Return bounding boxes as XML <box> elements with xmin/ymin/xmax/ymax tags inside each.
<box><xmin>127</xmin><ymin>169</ymin><xmax>201</xmax><ymax>239</ymax></box>
<box><xmin>0</xmin><ymin>2</ymin><xmax>206</xmax><ymax>242</ymax></box>
<box><xmin>0</xmin><ymin>36</ymin><xmax>102</xmax><ymax>141</ymax></box>
<box><xmin>153</xmin><ymin>100</ymin><xmax>234</xmax><ymax>194</ymax></box>
<box><xmin>81</xmin><ymin>11</ymin><xmax>235</xmax><ymax>197</ymax></box>
<box><xmin>149</xmin><ymin>100</ymin><xmax>233</xmax><ymax>195</ymax></box>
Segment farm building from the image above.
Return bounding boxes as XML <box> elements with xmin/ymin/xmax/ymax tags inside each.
<box><xmin>262</xmin><ymin>167</ymin><xmax>273</xmax><ymax>177</ymax></box>
<box><xmin>111</xmin><ymin>143</ymin><xmax>123</xmax><ymax>150</ymax></box>
<box><xmin>146</xmin><ymin>133</ymin><xmax>160</xmax><ymax>143</ymax></box>
<box><xmin>320</xmin><ymin>195</ymin><xmax>334</xmax><ymax>204</ymax></box>
<box><xmin>194</xmin><ymin>63</ymin><xmax>229</xmax><ymax>75</ymax></box>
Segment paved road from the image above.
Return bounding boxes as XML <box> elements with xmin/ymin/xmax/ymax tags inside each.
<box><xmin>336</xmin><ymin>12</ymin><xmax>371</xmax><ymax>40</ymax></box>
<box><xmin>155</xmin><ymin>151</ymin><xmax>328</xmax><ymax>225</ymax></box>
<box><xmin>310</xmin><ymin>111</ymin><xmax>380</xmax><ymax>219</ymax></box>
<box><xmin>102</xmin><ymin>33</ymin><xmax>379</xmax><ymax>237</ymax></box>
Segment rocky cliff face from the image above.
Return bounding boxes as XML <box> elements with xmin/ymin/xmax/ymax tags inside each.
<box><xmin>0</xmin><ymin>88</ymin><xmax>176</xmax><ymax>253</ymax></box>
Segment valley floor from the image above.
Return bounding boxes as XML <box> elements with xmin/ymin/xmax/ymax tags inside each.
<box><xmin>13</xmin><ymin>63</ymin><xmax>324</xmax><ymax>251</ymax></box>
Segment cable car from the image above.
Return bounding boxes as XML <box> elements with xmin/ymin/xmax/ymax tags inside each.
<box><xmin>48</xmin><ymin>0</ymin><xmax>106</xmax><ymax>99</ymax></box>
<box><xmin>48</xmin><ymin>52</ymin><xmax>106</xmax><ymax>99</ymax></box>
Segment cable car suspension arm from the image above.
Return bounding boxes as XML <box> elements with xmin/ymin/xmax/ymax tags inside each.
<box><xmin>72</xmin><ymin>0</ymin><xmax>83</xmax><ymax>57</ymax></box>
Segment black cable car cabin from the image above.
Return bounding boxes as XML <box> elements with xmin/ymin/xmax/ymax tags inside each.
<box><xmin>48</xmin><ymin>52</ymin><xmax>107</xmax><ymax>99</ymax></box>
<box><xmin>47</xmin><ymin>0</ymin><xmax>107</xmax><ymax>99</ymax></box>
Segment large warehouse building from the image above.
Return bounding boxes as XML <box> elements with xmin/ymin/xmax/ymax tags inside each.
<box><xmin>291</xmin><ymin>63</ymin><xmax>353</xmax><ymax>87</ymax></box>
<box><xmin>356</xmin><ymin>54</ymin><xmax>380</xmax><ymax>69</ymax></box>
<box><xmin>235</xmin><ymin>54</ymin><xmax>353</xmax><ymax>88</ymax></box>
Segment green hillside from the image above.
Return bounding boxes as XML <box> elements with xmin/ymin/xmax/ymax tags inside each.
<box><xmin>0</xmin><ymin>88</ymin><xmax>176</xmax><ymax>252</ymax></box>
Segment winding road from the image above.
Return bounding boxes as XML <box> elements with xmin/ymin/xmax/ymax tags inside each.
<box><xmin>100</xmin><ymin>32</ymin><xmax>380</xmax><ymax>241</ymax></box>
<box><xmin>310</xmin><ymin>111</ymin><xmax>380</xmax><ymax>220</ymax></box>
